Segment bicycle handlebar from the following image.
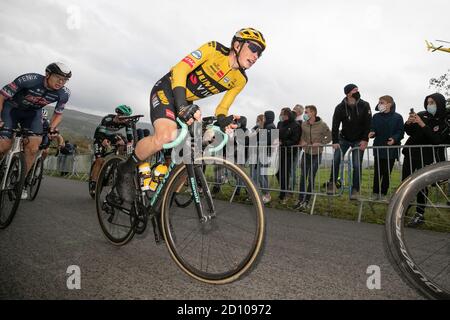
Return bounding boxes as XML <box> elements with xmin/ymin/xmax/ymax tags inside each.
<box><xmin>205</xmin><ymin>125</ymin><xmax>228</xmax><ymax>154</ymax></box>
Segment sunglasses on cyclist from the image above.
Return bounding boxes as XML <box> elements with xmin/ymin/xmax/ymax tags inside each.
<box><xmin>247</xmin><ymin>41</ymin><xmax>263</xmax><ymax>57</ymax></box>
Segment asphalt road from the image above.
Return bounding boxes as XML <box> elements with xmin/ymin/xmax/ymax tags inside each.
<box><xmin>0</xmin><ymin>176</ymin><xmax>421</xmax><ymax>300</ymax></box>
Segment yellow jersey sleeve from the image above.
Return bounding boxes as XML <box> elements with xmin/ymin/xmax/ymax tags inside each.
<box><xmin>214</xmin><ymin>83</ymin><xmax>245</xmax><ymax>116</ymax></box>
<box><xmin>171</xmin><ymin>42</ymin><xmax>216</xmax><ymax>89</ymax></box>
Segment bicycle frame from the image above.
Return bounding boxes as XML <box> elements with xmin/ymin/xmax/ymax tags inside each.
<box><xmin>1</xmin><ymin>135</ymin><xmax>24</xmax><ymax>189</ymax></box>
<box><xmin>144</xmin><ymin>121</ymin><xmax>227</xmax><ymax>223</ymax></box>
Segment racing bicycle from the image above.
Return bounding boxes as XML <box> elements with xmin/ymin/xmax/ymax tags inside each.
<box><xmin>95</xmin><ymin>116</ymin><xmax>266</xmax><ymax>284</ymax></box>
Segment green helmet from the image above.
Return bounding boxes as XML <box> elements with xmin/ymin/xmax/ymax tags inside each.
<box><xmin>115</xmin><ymin>104</ymin><xmax>132</xmax><ymax>116</ymax></box>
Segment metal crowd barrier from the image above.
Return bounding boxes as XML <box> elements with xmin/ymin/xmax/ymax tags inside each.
<box><xmin>348</xmin><ymin>144</ymin><xmax>450</xmax><ymax>222</ymax></box>
<box><xmin>41</xmin><ymin>144</ymin><xmax>450</xmax><ymax>223</ymax></box>
<box><xmin>44</xmin><ymin>153</ymin><xmax>92</xmax><ymax>181</ymax></box>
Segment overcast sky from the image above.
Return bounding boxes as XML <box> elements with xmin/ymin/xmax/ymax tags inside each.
<box><xmin>0</xmin><ymin>0</ymin><xmax>449</xmax><ymax>128</ymax></box>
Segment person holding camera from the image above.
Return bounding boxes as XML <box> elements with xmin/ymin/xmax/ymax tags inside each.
<box><xmin>402</xmin><ymin>92</ymin><xmax>447</xmax><ymax>227</ymax></box>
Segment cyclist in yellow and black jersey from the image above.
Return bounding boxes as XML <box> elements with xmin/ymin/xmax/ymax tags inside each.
<box><xmin>114</xmin><ymin>27</ymin><xmax>266</xmax><ymax>205</ymax></box>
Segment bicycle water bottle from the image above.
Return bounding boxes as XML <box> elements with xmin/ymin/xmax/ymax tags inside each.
<box><xmin>149</xmin><ymin>164</ymin><xmax>168</xmax><ymax>192</ymax></box>
<box><xmin>138</xmin><ymin>162</ymin><xmax>152</xmax><ymax>191</ymax></box>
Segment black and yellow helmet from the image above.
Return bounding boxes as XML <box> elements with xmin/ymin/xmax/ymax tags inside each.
<box><xmin>233</xmin><ymin>27</ymin><xmax>266</xmax><ymax>50</ymax></box>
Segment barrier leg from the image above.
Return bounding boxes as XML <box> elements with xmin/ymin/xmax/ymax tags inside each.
<box><xmin>310</xmin><ymin>194</ymin><xmax>317</xmax><ymax>216</ymax></box>
<box><xmin>357</xmin><ymin>200</ymin><xmax>364</xmax><ymax>223</ymax></box>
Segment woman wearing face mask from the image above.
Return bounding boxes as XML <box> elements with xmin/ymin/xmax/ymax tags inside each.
<box><xmin>368</xmin><ymin>95</ymin><xmax>404</xmax><ymax>201</ymax></box>
<box><xmin>402</xmin><ymin>92</ymin><xmax>447</xmax><ymax>227</ymax></box>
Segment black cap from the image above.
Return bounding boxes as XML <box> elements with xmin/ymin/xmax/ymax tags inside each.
<box><xmin>344</xmin><ymin>84</ymin><xmax>358</xmax><ymax>95</ymax></box>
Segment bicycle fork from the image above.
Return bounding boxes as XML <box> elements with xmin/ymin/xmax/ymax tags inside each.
<box><xmin>186</xmin><ymin>164</ymin><xmax>216</xmax><ymax>223</ymax></box>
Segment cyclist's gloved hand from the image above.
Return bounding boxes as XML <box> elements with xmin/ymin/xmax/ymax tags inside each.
<box><xmin>216</xmin><ymin>114</ymin><xmax>235</xmax><ymax>132</ymax></box>
<box><xmin>178</xmin><ymin>104</ymin><xmax>200</xmax><ymax>123</ymax></box>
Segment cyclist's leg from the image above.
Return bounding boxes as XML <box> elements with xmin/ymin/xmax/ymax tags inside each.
<box><xmin>91</xmin><ymin>140</ymin><xmax>105</xmax><ymax>182</ymax></box>
<box><xmin>115</xmin><ymin>80</ymin><xmax>178</xmax><ymax>203</ymax></box>
<box><xmin>0</xmin><ymin>103</ymin><xmax>15</xmax><ymax>157</ymax></box>
<box><xmin>23</xmin><ymin>137</ymin><xmax>41</xmax><ymax>174</ymax></box>
<box><xmin>22</xmin><ymin>109</ymin><xmax>43</xmax><ymax>175</ymax></box>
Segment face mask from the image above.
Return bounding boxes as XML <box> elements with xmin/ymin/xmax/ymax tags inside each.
<box><xmin>279</xmin><ymin>116</ymin><xmax>284</xmax><ymax>122</ymax></box>
<box><xmin>303</xmin><ymin>114</ymin><xmax>310</xmax><ymax>121</ymax></box>
<box><xmin>427</xmin><ymin>104</ymin><xmax>437</xmax><ymax>116</ymax></box>
<box><xmin>352</xmin><ymin>92</ymin><xmax>361</xmax><ymax>100</ymax></box>
<box><xmin>378</xmin><ymin>104</ymin><xmax>387</xmax><ymax>113</ymax></box>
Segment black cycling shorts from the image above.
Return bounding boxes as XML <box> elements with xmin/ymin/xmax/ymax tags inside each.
<box><xmin>0</xmin><ymin>103</ymin><xmax>43</xmax><ymax>139</ymax></box>
<box><xmin>149</xmin><ymin>76</ymin><xmax>177</xmax><ymax>124</ymax></box>
<box><xmin>93</xmin><ymin>139</ymin><xmax>105</xmax><ymax>158</ymax></box>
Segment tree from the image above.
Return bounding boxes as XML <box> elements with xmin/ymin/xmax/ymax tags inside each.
<box><xmin>429</xmin><ymin>69</ymin><xmax>450</xmax><ymax>98</ymax></box>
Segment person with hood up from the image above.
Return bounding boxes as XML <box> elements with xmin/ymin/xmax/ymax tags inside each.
<box><xmin>327</xmin><ymin>84</ymin><xmax>372</xmax><ymax>200</ymax></box>
<box><xmin>368</xmin><ymin>95</ymin><xmax>404</xmax><ymax>201</ymax></box>
<box><xmin>402</xmin><ymin>92</ymin><xmax>448</xmax><ymax>227</ymax></box>
<box><xmin>276</xmin><ymin>107</ymin><xmax>301</xmax><ymax>203</ymax></box>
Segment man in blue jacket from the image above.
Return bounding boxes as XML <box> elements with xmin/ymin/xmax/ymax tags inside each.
<box><xmin>368</xmin><ymin>95</ymin><xmax>404</xmax><ymax>200</ymax></box>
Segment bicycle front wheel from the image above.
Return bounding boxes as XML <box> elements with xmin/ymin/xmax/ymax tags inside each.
<box><xmin>96</xmin><ymin>155</ymin><xmax>135</xmax><ymax>246</ymax></box>
<box><xmin>161</xmin><ymin>157</ymin><xmax>266</xmax><ymax>284</ymax></box>
<box><xmin>0</xmin><ymin>153</ymin><xmax>26</xmax><ymax>228</ymax></box>
<box><xmin>385</xmin><ymin>161</ymin><xmax>450</xmax><ymax>299</ymax></box>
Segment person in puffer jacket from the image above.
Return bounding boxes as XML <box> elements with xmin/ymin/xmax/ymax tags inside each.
<box><xmin>402</xmin><ymin>92</ymin><xmax>447</xmax><ymax>227</ymax></box>
<box><xmin>368</xmin><ymin>95</ymin><xmax>404</xmax><ymax>200</ymax></box>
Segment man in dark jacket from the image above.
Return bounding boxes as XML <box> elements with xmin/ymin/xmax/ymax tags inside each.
<box><xmin>258</xmin><ymin>110</ymin><xmax>277</xmax><ymax>203</ymax></box>
<box><xmin>277</xmin><ymin>107</ymin><xmax>301</xmax><ymax>203</ymax></box>
<box><xmin>402</xmin><ymin>92</ymin><xmax>448</xmax><ymax>227</ymax></box>
<box><xmin>368</xmin><ymin>95</ymin><xmax>404</xmax><ymax>200</ymax></box>
<box><xmin>327</xmin><ymin>84</ymin><xmax>372</xmax><ymax>200</ymax></box>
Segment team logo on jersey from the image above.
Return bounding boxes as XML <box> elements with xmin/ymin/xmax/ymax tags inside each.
<box><xmin>151</xmin><ymin>93</ymin><xmax>160</xmax><ymax>108</ymax></box>
<box><xmin>189</xmin><ymin>74</ymin><xmax>198</xmax><ymax>85</ymax></box>
<box><xmin>182</xmin><ymin>56</ymin><xmax>195</xmax><ymax>68</ymax></box>
<box><xmin>191</xmin><ymin>50</ymin><xmax>202</xmax><ymax>60</ymax></box>
<box><xmin>433</xmin><ymin>126</ymin><xmax>439</xmax><ymax>132</ymax></box>
<box><xmin>223</xmin><ymin>77</ymin><xmax>230</xmax><ymax>84</ymax></box>
<box><xmin>216</xmin><ymin>70</ymin><xmax>224</xmax><ymax>78</ymax></box>
<box><xmin>157</xmin><ymin>90</ymin><xmax>169</xmax><ymax>105</ymax></box>
<box><xmin>165</xmin><ymin>109</ymin><xmax>175</xmax><ymax>120</ymax></box>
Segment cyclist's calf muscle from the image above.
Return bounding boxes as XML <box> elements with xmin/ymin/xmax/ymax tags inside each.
<box><xmin>0</xmin><ymin>138</ymin><xmax>12</xmax><ymax>155</ymax></box>
<box><xmin>23</xmin><ymin>136</ymin><xmax>41</xmax><ymax>173</ymax></box>
<box><xmin>134</xmin><ymin>118</ymin><xmax>177</xmax><ymax>161</ymax></box>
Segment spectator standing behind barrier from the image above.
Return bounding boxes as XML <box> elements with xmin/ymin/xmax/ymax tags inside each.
<box><xmin>258</xmin><ymin>110</ymin><xmax>277</xmax><ymax>204</ymax></box>
<box><xmin>368</xmin><ymin>95</ymin><xmax>404</xmax><ymax>201</ymax></box>
<box><xmin>294</xmin><ymin>105</ymin><xmax>331</xmax><ymax>211</ymax></box>
<box><xmin>402</xmin><ymin>92</ymin><xmax>448</xmax><ymax>227</ymax></box>
<box><xmin>290</xmin><ymin>104</ymin><xmax>304</xmax><ymax>192</ymax></box>
<box><xmin>250</xmin><ymin>114</ymin><xmax>265</xmax><ymax>194</ymax></box>
<box><xmin>276</xmin><ymin>107</ymin><xmax>301</xmax><ymax>204</ymax></box>
<box><xmin>327</xmin><ymin>84</ymin><xmax>371</xmax><ymax>200</ymax></box>
<box><xmin>58</xmin><ymin>139</ymin><xmax>75</xmax><ymax>176</ymax></box>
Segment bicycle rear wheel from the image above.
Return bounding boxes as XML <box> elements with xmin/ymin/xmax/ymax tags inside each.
<box><xmin>385</xmin><ymin>161</ymin><xmax>450</xmax><ymax>299</ymax></box>
<box><xmin>28</xmin><ymin>156</ymin><xmax>44</xmax><ymax>201</ymax></box>
<box><xmin>96</xmin><ymin>155</ymin><xmax>135</xmax><ymax>245</ymax></box>
<box><xmin>0</xmin><ymin>153</ymin><xmax>26</xmax><ymax>228</ymax></box>
<box><xmin>161</xmin><ymin>157</ymin><xmax>266</xmax><ymax>284</ymax></box>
